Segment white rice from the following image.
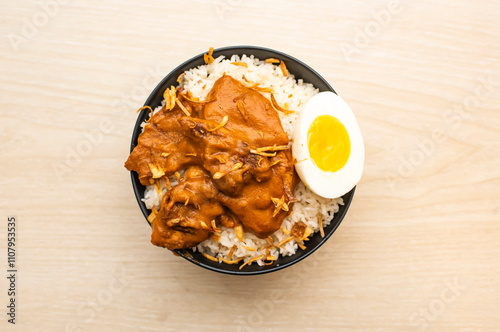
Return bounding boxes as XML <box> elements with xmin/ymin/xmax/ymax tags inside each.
<box><xmin>141</xmin><ymin>54</ymin><xmax>344</xmax><ymax>266</ymax></box>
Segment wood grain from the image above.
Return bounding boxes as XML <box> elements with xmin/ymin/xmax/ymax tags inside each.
<box><xmin>0</xmin><ymin>0</ymin><xmax>499</xmax><ymax>331</ymax></box>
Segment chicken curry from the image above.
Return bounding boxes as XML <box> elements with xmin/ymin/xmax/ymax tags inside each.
<box><xmin>125</xmin><ymin>75</ymin><xmax>296</xmax><ymax>250</ymax></box>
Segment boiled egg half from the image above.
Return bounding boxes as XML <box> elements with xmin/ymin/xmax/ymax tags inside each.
<box><xmin>292</xmin><ymin>92</ymin><xmax>364</xmax><ymax>198</ymax></box>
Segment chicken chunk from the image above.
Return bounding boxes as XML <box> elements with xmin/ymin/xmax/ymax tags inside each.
<box><xmin>125</xmin><ymin>94</ymin><xmax>201</xmax><ymax>186</ymax></box>
<box><xmin>151</xmin><ymin>166</ymin><xmax>225</xmax><ymax>250</ymax></box>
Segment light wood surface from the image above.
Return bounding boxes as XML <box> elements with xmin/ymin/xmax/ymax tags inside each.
<box><xmin>1</xmin><ymin>0</ymin><xmax>499</xmax><ymax>331</ymax></box>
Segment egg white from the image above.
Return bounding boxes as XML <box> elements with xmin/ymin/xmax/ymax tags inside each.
<box><xmin>292</xmin><ymin>92</ymin><xmax>365</xmax><ymax>199</ymax></box>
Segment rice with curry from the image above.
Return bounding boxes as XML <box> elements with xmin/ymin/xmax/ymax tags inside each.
<box><xmin>127</xmin><ymin>49</ymin><xmax>343</xmax><ymax>268</ymax></box>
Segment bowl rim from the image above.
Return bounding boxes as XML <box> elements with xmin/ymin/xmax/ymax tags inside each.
<box><xmin>129</xmin><ymin>45</ymin><xmax>355</xmax><ymax>275</ymax></box>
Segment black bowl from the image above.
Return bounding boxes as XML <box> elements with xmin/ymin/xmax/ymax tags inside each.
<box><xmin>129</xmin><ymin>46</ymin><xmax>355</xmax><ymax>275</ymax></box>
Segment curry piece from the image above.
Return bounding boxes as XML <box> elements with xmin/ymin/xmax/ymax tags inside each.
<box><xmin>178</xmin><ymin>75</ymin><xmax>291</xmax><ymax>195</ymax></box>
<box><xmin>151</xmin><ymin>166</ymin><xmax>225</xmax><ymax>250</ymax></box>
<box><xmin>202</xmin><ymin>75</ymin><xmax>289</xmax><ymax>148</ymax></box>
<box><xmin>125</xmin><ymin>94</ymin><xmax>201</xmax><ymax>186</ymax></box>
<box><xmin>218</xmin><ymin>150</ymin><xmax>296</xmax><ymax>238</ymax></box>
<box><xmin>179</xmin><ymin>117</ymin><xmax>296</xmax><ymax>238</ymax></box>
<box><xmin>178</xmin><ymin>117</ymin><xmax>274</xmax><ymax>195</ymax></box>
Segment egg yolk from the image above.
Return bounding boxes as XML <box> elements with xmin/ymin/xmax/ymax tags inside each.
<box><xmin>307</xmin><ymin>115</ymin><xmax>351</xmax><ymax>172</ymax></box>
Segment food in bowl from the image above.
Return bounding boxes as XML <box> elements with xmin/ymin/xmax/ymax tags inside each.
<box><xmin>125</xmin><ymin>48</ymin><xmax>363</xmax><ymax>269</ymax></box>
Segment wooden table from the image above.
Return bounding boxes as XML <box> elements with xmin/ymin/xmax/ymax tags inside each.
<box><xmin>1</xmin><ymin>0</ymin><xmax>499</xmax><ymax>331</ymax></box>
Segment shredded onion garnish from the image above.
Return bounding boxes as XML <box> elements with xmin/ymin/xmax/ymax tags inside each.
<box><xmin>277</xmin><ymin>236</ymin><xmax>295</xmax><ymax>248</ymax></box>
<box><xmin>204</xmin><ymin>47</ymin><xmax>215</xmax><ymax>64</ymax></box>
<box><xmin>280</xmin><ymin>61</ymin><xmax>288</xmax><ymax>76</ymax></box>
<box><xmin>184</xmin><ymin>197</ymin><xmax>189</xmax><ymax>206</ymax></box>
<box><xmin>163</xmin><ymin>86</ymin><xmax>177</xmax><ymax>111</ymax></box>
<box><xmin>265</xmin><ymin>58</ymin><xmax>280</xmax><ymax>64</ymax></box>
<box><xmin>220</xmin><ymin>257</ymin><xmax>242</xmax><ymax>264</ymax></box>
<box><xmin>227</xmin><ymin>244</ymin><xmax>237</xmax><ymax>260</ymax></box>
<box><xmin>200</xmin><ymin>221</ymin><xmax>211</xmax><ymax>231</ymax></box>
<box><xmin>270</xmin><ymin>159</ymin><xmax>281</xmax><ymax>167</ymax></box>
<box><xmin>213</xmin><ymin>160</ymin><xmax>242</xmax><ymax>180</ymax></box>
<box><xmin>161</xmin><ymin>152</ymin><xmax>169</xmax><ymax>157</ymax></box>
<box><xmin>213</xmin><ymin>172</ymin><xmax>224</xmax><ymax>180</ymax></box>
<box><xmin>255</xmin><ymin>86</ymin><xmax>275</xmax><ymax>93</ymax></box>
<box><xmin>234</xmin><ymin>224</ymin><xmax>244</xmax><ymax>242</ymax></box>
<box><xmin>263</xmin><ymin>259</ymin><xmax>275</xmax><ymax>266</ymax></box>
<box><xmin>295</xmin><ymin>157</ymin><xmax>309</xmax><ymax>165</ymax></box>
<box><xmin>245</xmin><ymin>83</ymin><xmax>273</xmax><ymax>93</ymax></box>
<box><xmin>136</xmin><ymin>105</ymin><xmax>152</xmax><ymax>114</ymax></box>
<box><xmin>304</xmin><ymin>227</ymin><xmax>313</xmax><ymax>239</ymax></box>
<box><xmin>201</xmin><ymin>252</ymin><xmax>219</xmax><ymax>262</ymax></box>
<box><xmin>263</xmin><ymin>248</ymin><xmax>276</xmax><ymax>265</ymax></box>
<box><xmin>214</xmin><ymin>154</ymin><xmax>227</xmax><ymax>164</ymax></box>
<box><xmin>237</xmin><ymin>100</ymin><xmax>247</xmax><ymax>120</ymax></box>
<box><xmin>272</xmin><ymin>196</ymin><xmax>286</xmax><ymax>217</ymax></box>
<box><xmin>211</xmin><ymin>219</ymin><xmax>220</xmax><ymax>233</ymax></box>
<box><xmin>318</xmin><ymin>212</ymin><xmax>325</xmax><ymax>238</ymax></box>
<box><xmin>155</xmin><ymin>180</ymin><xmax>162</xmax><ymax>195</ymax></box>
<box><xmin>240</xmin><ymin>75</ymin><xmax>274</xmax><ymax>93</ymax></box>
<box><xmin>239</xmin><ymin>255</ymin><xmax>265</xmax><ymax>270</ymax></box>
<box><xmin>147</xmin><ymin>206</ymin><xmax>158</xmax><ymax>223</ymax></box>
<box><xmin>185</xmin><ymin>153</ymin><xmax>197</xmax><ymax>157</ymax></box>
<box><xmin>271</xmin><ymin>196</ymin><xmax>281</xmax><ymax>205</ymax></box>
<box><xmin>270</xmin><ymin>94</ymin><xmax>294</xmax><ymax>115</ymax></box>
<box><xmin>174</xmin><ymin>171</ymin><xmax>181</xmax><ymax>182</ymax></box>
<box><xmin>241</xmin><ymin>244</ymin><xmax>256</xmax><ymax>251</ymax></box>
<box><xmin>267</xmin><ymin>236</ymin><xmax>274</xmax><ymax>248</ymax></box>
<box><xmin>163</xmin><ymin>176</ymin><xmax>171</xmax><ymax>190</ymax></box>
<box><xmin>280</xmin><ymin>227</ymin><xmax>290</xmax><ymax>235</ymax></box>
<box><xmin>297</xmin><ymin>227</ymin><xmax>313</xmax><ymax>242</ymax></box>
<box><xmin>254</xmin><ymin>144</ymin><xmax>290</xmax><ymax>153</ymax></box>
<box><xmin>175</xmin><ymin>98</ymin><xmax>191</xmax><ymax>116</ymax></box>
<box><xmin>148</xmin><ymin>163</ymin><xmax>166</xmax><ymax>179</ymax></box>
<box><xmin>207</xmin><ymin>115</ymin><xmax>228</xmax><ymax>132</ymax></box>
<box><xmin>250</xmin><ymin>150</ymin><xmax>277</xmax><ymax>157</ymax></box>
<box><xmin>230</xmin><ymin>162</ymin><xmax>243</xmax><ymax>171</ymax></box>
<box><xmin>243</xmin><ymin>82</ymin><xmax>258</xmax><ymax>89</ymax></box>
<box><xmin>177</xmin><ymin>73</ymin><xmax>185</xmax><ymax>84</ymax></box>
<box><xmin>180</xmin><ymin>92</ymin><xmax>214</xmax><ymax>104</ymax></box>
<box><xmin>170</xmin><ymin>86</ymin><xmax>176</xmax><ymax>110</ymax></box>
<box><xmin>231</xmin><ymin>61</ymin><xmax>248</xmax><ymax>68</ymax></box>
<box><xmin>163</xmin><ymin>89</ymin><xmax>171</xmax><ymax>110</ymax></box>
